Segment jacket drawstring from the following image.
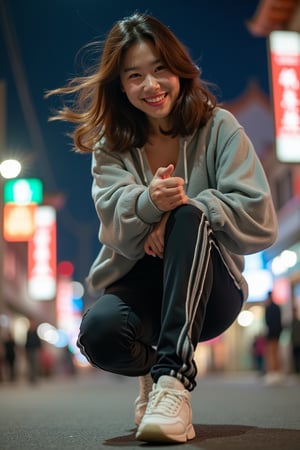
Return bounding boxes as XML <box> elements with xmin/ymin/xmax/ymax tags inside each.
<box><xmin>137</xmin><ymin>147</ymin><xmax>148</xmax><ymax>185</ymax></box>
<box><xmin>183</xmin><ymin>140</ymin><xmax>189</xmax><ymax>185</ymax></box>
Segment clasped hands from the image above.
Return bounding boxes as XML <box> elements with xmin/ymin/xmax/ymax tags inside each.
<box><xmin>144</xmin><ymin>164</ymin><xmax>188</xmax><ymax>258</ymax></box>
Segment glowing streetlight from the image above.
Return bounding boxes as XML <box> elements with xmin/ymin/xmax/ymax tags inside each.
<box><xmin>0</xmin><ymin>159</ymin><xmax>22</xmax><ymax>179</ymax></box>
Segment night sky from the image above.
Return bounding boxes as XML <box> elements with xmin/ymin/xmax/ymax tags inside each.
<box><xmin>0</xmin><ymin>0</ymin><xmax>270</xmax><ymax>285</ymax></box>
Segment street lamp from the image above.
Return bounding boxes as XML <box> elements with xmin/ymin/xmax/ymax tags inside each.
<box><xmin>0</xmin><ymin>158</ymin><xmax>22</xmax><ymax>321</ymax></box>
<box><xmin>0</xmin><ymin>159</ymin><xmax>22</xmax><ymax>179</ymax></box>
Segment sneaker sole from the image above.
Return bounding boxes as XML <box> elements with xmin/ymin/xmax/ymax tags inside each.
<box><xmin>136</xmin><ymin>423</ymin><xmax>196</xmax><ymax>443</ymax></box>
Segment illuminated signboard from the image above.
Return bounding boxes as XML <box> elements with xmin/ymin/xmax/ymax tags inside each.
<box><xmin>3</xmin><ymin>178</ymin><xmax>43</xmax><ymax>242</ymax></box>
<box><xmin>56</xmin><ymin>277</ymin><xmax>74</xmax><ymax>332</ymax></box>
<box><xmin>269</xmin><ymin>31</ymin><xmax>300</xmax><ymax>163</ymax></box>
<box><xmin>3</xmin><ymin>203</ymin><xmax>37</xmax><ymax>241</ymax></box>
<box><xmin>4</xmin><ymin>178</ymin><xmax>43</xmax><ymax>204</ymax></box>
<box><xmin>28</xmin><ymin>206</ymin><xmax>56</xmax><ymax>300</ymax></box>
<box><xmin>243</xmin><ymin>252</ymin><xmax>273</xmax><ymax>302</ymax></box>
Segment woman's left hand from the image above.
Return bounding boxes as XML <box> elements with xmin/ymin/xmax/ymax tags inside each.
<box><xmin>144</xmin><ymin>213</ymin><xmax>170</xmax><ymax>258</ymax></box>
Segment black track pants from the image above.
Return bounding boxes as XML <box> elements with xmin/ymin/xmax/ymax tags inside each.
<box><xmin>77</xmin><ymin>205</ymin><xmax>243</xmax><ymax>390</ymax></box>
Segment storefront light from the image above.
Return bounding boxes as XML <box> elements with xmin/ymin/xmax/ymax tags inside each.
<box><xmin>271</xmin><ymin>249</ymin><xmax>297</xmax><ymax>276</ymax></box>
<box><xmin>37</xmin><ymin>322</ymin><xmax>69</xmax><ymax>348</ymax></box>
<box><xmin>72</xmin><ymin>281</ymin><xmax>84</xmax><ymax>299</ymax></box>
<box><xmin>237</xmin><ymin>310</ymin><xmax>254</xmax><ymax>327</ymax></box>
<box><xmin>243</xmin><ymin>252</ymin><xmax>273</xmax><ymax>301</ymax></box>
<box><xmin>281</xmin><ymin>250</ymin><xmax>297</xmax><ymax>267</ymax></box>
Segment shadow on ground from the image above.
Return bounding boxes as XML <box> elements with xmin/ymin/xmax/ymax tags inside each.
<box><xmin>104</xmin><ymin>423</ymin><xmax>300</xmax><ymax>449</ymax></box>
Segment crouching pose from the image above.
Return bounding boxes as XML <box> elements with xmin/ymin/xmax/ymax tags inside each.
<box><xmin>47</xmin><ymin>13</ymin><xmax>277</xmax><ymax>444</ymax></box>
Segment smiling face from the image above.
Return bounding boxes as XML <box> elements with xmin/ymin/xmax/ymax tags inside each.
<box><xmin>120</xmin><ymin>40</ymin><xmax>180</xmax><ymax>130</ymax></box>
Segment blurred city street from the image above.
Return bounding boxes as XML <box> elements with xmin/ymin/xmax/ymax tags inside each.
<box><xmin>1</xmin><ymin>369</ymin><xmax>300</xmax><ymax>450</ymax></box>
<box><xmin>1</xmin><ymin>3</ymin><xmax>300</xmax><ymax>449</ymax></box>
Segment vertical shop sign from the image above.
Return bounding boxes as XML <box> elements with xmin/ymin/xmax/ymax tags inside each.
<box><xmin>28</xmin><ymin>206</ymin><xmax>56</xmax><ymax>300</ymax></box>
<box><xmin>269</xmin><ymin>31</ymin><xmax>300</xmax><ymax>163</ymax></box>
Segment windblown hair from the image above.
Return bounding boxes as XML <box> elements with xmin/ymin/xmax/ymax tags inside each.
<box><xmin>46</xmin><ymin>13</ymin><xmax>217</xmax><ymax>153</ymax></box>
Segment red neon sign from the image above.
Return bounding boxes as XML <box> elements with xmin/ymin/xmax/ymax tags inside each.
<box><xmin>28</xmin><ymin>206</ymin><xmax>57</xmax><ymax>300</ymax></box>
<box><xmin>269</xmin><ymin>31</ymin><xmax>300</xmax><ymax>162</ymax></box>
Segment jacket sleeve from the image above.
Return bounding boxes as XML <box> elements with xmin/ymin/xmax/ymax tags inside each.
<box><xmin>91</xmin><ymin>147</ymin><xmax>162</xmax><ymax>260</ymax></box>
<box><xmin>190</xmin><ymin>111</ymin><xmax>278</xmax><ymax>255</ymax></box>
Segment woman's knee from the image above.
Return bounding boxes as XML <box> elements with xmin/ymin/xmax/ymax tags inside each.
<box><xmin>78</xmin><ymin>295</ymin><xmax>128</xmax><ymax>357</ymax></box>
<box><xmin>173</xmin><ymin>204</ymin><xmax>203</xmax><ymax>220</ymax></box>
<box><xmin>165</xmin><ymin>205</ymin><xmax>206</xmax><ymax>248</ymax></box>
<box><xmin>168</xmin><ymin>204</ymin><xmax>204</xmax><ymax>231</ymax></box>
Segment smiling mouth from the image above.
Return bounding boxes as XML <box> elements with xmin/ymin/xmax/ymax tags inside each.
<box><xmin>144</xmin><ymin>93</ymin><xmax>167</xmax><ymax>105</ymax></box>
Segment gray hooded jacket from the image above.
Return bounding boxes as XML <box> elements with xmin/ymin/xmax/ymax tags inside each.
<box><xmin>87</xmin><ymin>107</ymin><xmax>277</xmax><ymax>300</ymax></box>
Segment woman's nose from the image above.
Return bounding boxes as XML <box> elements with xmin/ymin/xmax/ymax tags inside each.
<box><xmin>143</xmin><ymin>74</ymin><xmax>159</xmax><ymax>89</ymax></box>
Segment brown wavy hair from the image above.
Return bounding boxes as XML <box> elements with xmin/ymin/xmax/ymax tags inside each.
<box><xmin>46</xmin><ymin>13</ymin><xmax>217</xmax><ymax>153</ymax></box>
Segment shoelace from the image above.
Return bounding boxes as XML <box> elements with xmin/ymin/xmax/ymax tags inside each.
<box><xmin>146</xmin><ymin>388</ymin><xmax>187</xmax><ymax>416</ymax></box>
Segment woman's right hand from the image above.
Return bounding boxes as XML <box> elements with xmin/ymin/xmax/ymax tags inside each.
<box><xmin>149</xmin><ymin>164</ymin><xmax>188</xmax><ymax>211</ymax></box>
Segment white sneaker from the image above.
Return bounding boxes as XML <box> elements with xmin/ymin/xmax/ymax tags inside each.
<box><xmin>264</xmin><ymin>371</ymin><xmax>284</xmax><ymax>386</ymax></box>
<box><xmin>136</xmin><ymin>375</ymin><xmax>196</xmax><ymax>443</ymax></box>
<box><xmin>134</xmin><ymin>373</ymin><xmax>153</xmax><ymax>426</ymax></box>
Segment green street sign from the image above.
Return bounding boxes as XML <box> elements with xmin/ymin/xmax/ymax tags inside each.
<box><xmin>3</xmin><ymin>178</ymin><xmax>43</xmax><ymax>204</ymax></box>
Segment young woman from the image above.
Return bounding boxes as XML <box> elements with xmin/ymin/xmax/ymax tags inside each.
<box><xmin>47</xmin><ymin>13</ymin><xmax>277</xmax><ymax>444</ymax></box>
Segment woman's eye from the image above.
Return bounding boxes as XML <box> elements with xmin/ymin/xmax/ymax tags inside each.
<box><xmin>155</xmin><ymin>65</ymin><xmax>165</xmax><ymax>72</ymax></box>
<box><xmin>128</xmin><ymin>72</ymin><xmax>140</xmax><ymax>79</ymax></box>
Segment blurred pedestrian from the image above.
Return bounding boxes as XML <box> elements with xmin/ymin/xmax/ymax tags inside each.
<box><xmin>61</xmin><ymin>345</ymin><xmax>77</xmax><ymax>377</ymax></box>
<box><xmin>264</xmin><ymin>291</ymin><xmax>283</xmax><ymax>385</ymax></box>
<box><xmin>25</xmin><ymin>320</ymin><xmax>42</xmax><ymax>384</ymax></box>
<box><xmin>39</xmin><ymin>344</ymin><xmax>55</xmax><ymax>378</ymax></box>
<box><xmin>252</xmin><ymin>334</ymin><xmax>266</xmax><ymax>375</ymax></box>
<box><xmin>46</xmin><ymin>13</ymin><xmax>277</xmax><ymax>444</ymax></box>
<box><xmin>0</xmin><ymin>334</ymin><xmax>4</xmax><ymax>383</ymax></box>
<box><xmin>3</xmin><ymin>330</ymin><xmax>17</xmax><ymax>382</ymax></box>
<box><xmin>291</xmin><ymin>306</ymin><xmax>300</xmax><ymax>375</ymax></box>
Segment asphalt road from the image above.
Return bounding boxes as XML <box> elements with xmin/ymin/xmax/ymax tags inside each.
<box><xmin>1</xmin><ymin>370</ymin><xmax>299</xmax><ymax>450</ymax></box>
